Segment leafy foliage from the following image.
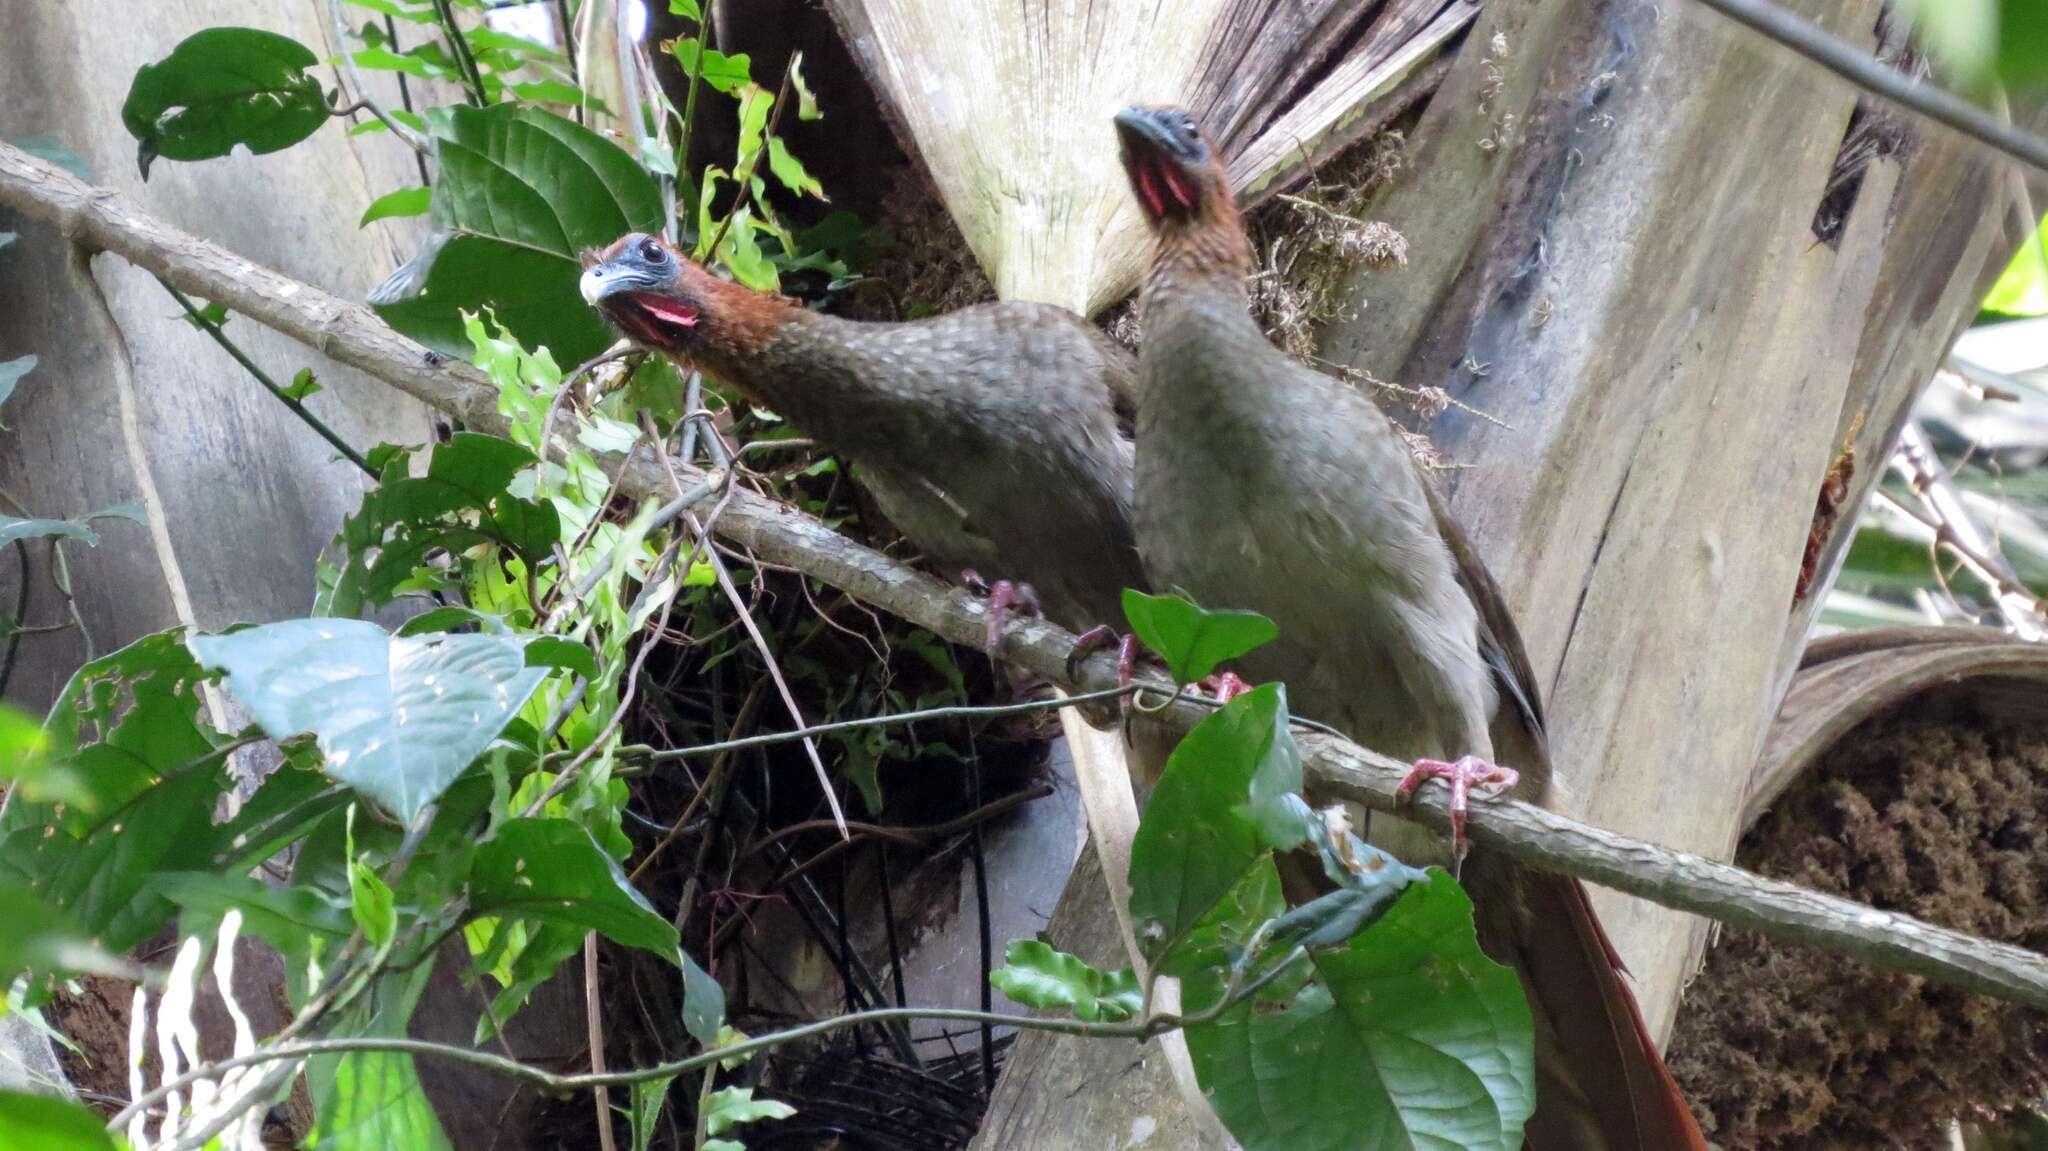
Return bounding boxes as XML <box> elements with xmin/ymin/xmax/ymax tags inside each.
<box><xmin>121</xmin><ymin>27</ymin><xmax>331</xmax><ymax>178</ymax></box>
<box><xmin>990</xmin><ymin>940</ymin><xmax>1141</xmax><ymax>1021</ymax></box>
<box><xmin>373</xmin><ymin>105</ymin><xmax>663</xmax><ymax>363</ymax></box>
<box><xmin>0</xmin><ymin>1091</ymin><xmax>125</xmax><ymax>1151</ymax></box>
<box><xmin>1122</xmin><ymin>588</ymin><xmax>1278</xmax><ymax>684</ymax></box>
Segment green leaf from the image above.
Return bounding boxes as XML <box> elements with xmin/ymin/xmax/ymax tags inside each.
<box><xmin>284</xmin><ymin>367</ymin><xmax>324</xmax><ymax>401</ymax></box>
<box><xmin>189</xmin><ymin>619</ymin><xmax>546</xmax><ymax>820</ymax></box>
<box><xmin>668</xmin><ymin>39</ymin><xmax>752</xmax><ymax>94</ymax></box>
<box><xmin>766</xmin><ymin>137</ymin><xmax>824</xmax><ymax>200</ymax></box>
<box><xmin>1184</xmin><ymin>876</ymin><xmax>1535</xmax><ymax>1151</ymax></box>
<box><xmin>0</xmin><ymin>516</ymin><xmax>94</xmax><ymax>549</ymax></box>
<box><xmin>990</xmin><ymin>939</ymin><xmax>1140</xmax><ymax>1022</ymax></box>
<box><xmin>10</xmin><ymin>135</ymin><xmax>92</xmax><ymax>180</ymax></box>
<box><xmin>790</xmin><ymin>54</ymin><xmax>821</xmax><ymax>120</ymax></box>
<box><xmin>179</xmin><ymin>299</ymin><xmax>230</xmax><ymax>329</ymax></box>
<box><xmin>510</xmin><ymin>80</ymin><xmax>590</xmax><ymax>106</ymax></box>
<box><xmin>344</xmin><ymin>0</ymin><xmax>436</xmax><ymax>20</ymax></box>
<box><xmin>350</xmin><ymin>854</ymin><xmax>397</xmax><ymax>949</ymax></box>
<box><xmin>1128</xmin><ymin>684</ymin><xmax>1294</xmax><ymax>960</ymax></box>
<box><xmin>360</xmin><ymin>186</ymin><xmax>431</xmax><ymax>226</ymax></box>
<box><xmin>0</xmin><ymin>631</ymin><xmax>232</xmax><ymax>953</ymax></box>
<box><xmin>0</xmin><ymin>1090</ymin><xmax>124</xmax><ymax>1151</ymax></box>
<box><xmin>121</xmin><ymin>27</ymin><xmax>330</xmax><ymax>178</ymax></box>
<box><xmin>0</xmin><ymin>883</ymin><xmax>107</xmax><ymax>984</ymax></box>
<box><xmin>308</xmin><ymin>961</ymin><xmax>452</xmax><ymax>1151</ymax></box>
<box><xmin>683</xmin><ymin>949</ymin><xmax>726</xmax><ymax>1047</ymax></box>
<box><xmin>0</xmin><ymin>704</ymin><xmax>88</xmax><ymax>809</ymax></box>
<box><xmin>703</xmin><ymin>1087</ymin><xmax>796</xmax><ymax>1136</ymax></box>
<box><xmin>1983</xmin><ymin>214</ymin><xmax>2048</xmax><ymax>319</ymax></box>
<box><xmin>0</xmin><ymin>355</ymin><xmax>34</xmax><ymax>424</ymax></box>
<box><xmin>373</xmin><ymin>105</ymin><xmax>661</xmax><ymax>363</ymax></box>
<box><xmin>471</xmin><ymin>818</ymin><xmax>680</xmax><ymax>960</ymax></box>
<box><xmin>1122</xmin><ymin>589</ymin><xmax>1278</xmax><ymax>684</ymax></box>
<box><xmin>631</xmin><ymin>1076</ymin><xmax>678</xmax><ymax>1151</ymax></box>
<box><xmin>669</xmin><ymin>0</ymin><xmax>703</xmax><ymax>19</ymax></box>
<box><xmin>523</xmin><ymin>636</ymin><xmax>597</xmax><ymax>679</ymax></box>
<box><xmin>153</xmin><ymin>871</ymin><xmax>351</xmax><ymax>961</ymax></box>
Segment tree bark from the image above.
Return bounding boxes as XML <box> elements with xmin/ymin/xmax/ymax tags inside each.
<box><xmin>1315</xmin><ymin>0</ymin><xmax>2031</xmax><ymax>1044</ymax></box>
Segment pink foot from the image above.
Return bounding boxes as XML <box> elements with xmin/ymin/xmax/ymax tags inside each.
<box><xmin>1199</xmin><ymin>671</ymin><xmax>1253</xmax><ymax>702</ymax></box>
<box><xmin>962</xmin><ymin>569</ymin><xmax>1042</xmax><ymax>654</ymax></box>
<box><xmin>1395</xmin><ymin>755</ymin><xmax>1519</xmax><ymax>869</ymax></box>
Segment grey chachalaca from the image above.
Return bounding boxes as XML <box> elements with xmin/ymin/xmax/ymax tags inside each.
<box><xmin>578</xmin><ymin>233</ymin><xmax>1145</xmax><ymax>643</ymax></box>
<box><xmin>1114</xmin><ymin>104</ymin><xmax>1708</xmax><ymax>1150</ymax></box>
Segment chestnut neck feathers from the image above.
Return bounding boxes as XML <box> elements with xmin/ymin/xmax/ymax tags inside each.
<box><xmin>1141</xmin><ymin>159</ymin><xmax>1254</xmax><ymax>303</ymax></box>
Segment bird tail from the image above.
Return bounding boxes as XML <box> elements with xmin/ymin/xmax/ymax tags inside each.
<box><xmin>1474</xmin><ymin>863</ymin><xmax>1709</xmax><ymax>1151</ymax></box>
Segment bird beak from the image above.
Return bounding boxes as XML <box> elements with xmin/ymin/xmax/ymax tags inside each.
<box><xmin>1113</xmin><ymin>107</ymin><xmax>1176</xmax><ymax>162</ymax></box>
<box><xmin>579</xmin><ymin>259</ymin><xmax>667</xmax><ymax>307</ymax></box>
<box><xmin>1114</xmin><ymin>106</ymin><xmax>1204</xmax><ymax>223</ymax></box>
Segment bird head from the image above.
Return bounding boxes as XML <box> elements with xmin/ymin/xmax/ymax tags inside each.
<box><xmin>579</xmin><ymin>233</ymin><xmax>716</xmax><ymax>354</ymax></box>
<box><xmin>1114</xmin><ymin>104</ymin><xmax>1227</xmax><ymax>231</ymax></box>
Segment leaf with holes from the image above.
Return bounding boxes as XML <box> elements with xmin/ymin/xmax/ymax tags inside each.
<box><xmin>1122</xmin><ymin>589</ymin><xmax>1277</xmax><ymax>685</ymax></box>
<box><xmin>668</xmin><ymin>39</ymin><xmax>752</xmax><ymax>94</ymax></box>
<box><xmin>470</xmin><ymin>818</ymin><xmax>680</xmax><ymax>960</ymax></box>
<box><xmin>990</xmin><ymin>940</ymin><xmax>1140</xmax><ymax>1022</ymax></box>
<box><xmin>121</xmin><ymin>27</ymin><xmax>331</xmax><ymax>178</ymax></box>
<box><xmin>189</xmin><ymin>619</ymin><xmax>545</xmax><ymax>820</ymax></box>
<box><xmin>373</xmin><ymin>105</ymin><xmax>661</xmax><ymax>363</ymax></box>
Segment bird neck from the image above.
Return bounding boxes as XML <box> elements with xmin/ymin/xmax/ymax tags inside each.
<box><xmin>683</xmin><ymin>275</ymin><xmax>803</xmax><ymax>369</ymax></box>
<box><xmin>1143</xmin><ymin>196</ymin><xmax>1254</xmax><ymax>307</ymax></box>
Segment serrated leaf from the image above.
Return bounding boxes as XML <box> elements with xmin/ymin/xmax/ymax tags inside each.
<box><xmin>703</xmin><ymin>1087</ymin><xmax>795</xmax><ymax>1136</ymax></box>
<box><xmin>471</xmin><ymin>818</ymin><xmax>680</xmax><ymax>960</ymax></box>
<box><xmin>669</xmin><ymin>39</ymin><xmax>752</xmax><ymax>94</ymax></box>
<box><xmin>121</xmin><ymin>27</ymin><xmax>330</xmax><ymax>178</ymax></box>
<box><xmin>373</xmin><ymin>105</ymin><xmax>661</xmax><ymax>363</ymax></box>
<box><xmin>990</xmin><ymin>939</ymin><xmax>1140</xmax><ymax>1022</ymax></box>
<box><xmin>360</xmin><ymin>185</ymin><xmax>431</xmax><ymax>226</ymax></box>
<box><xmin>1122</xmin><ymin>589</ymin><xmax>1278</xmax><ymax>684</ymax></box>
<box><xmin>0</xmin><ymin>1090</ymin><xmax>125</xmax><ymax>1151</ymax></box>
<box><xmin>1184</xmin><ymin>876</ymin><xmax>1535</xmax><ymax>1151</ymax></box>
<box><xmin>190</xmin><ymin>619</ymin><xmax>546</xmax><ymax>820</ymax></box>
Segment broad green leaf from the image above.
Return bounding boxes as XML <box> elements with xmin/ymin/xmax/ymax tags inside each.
<box><xmin>1184</xmin><ymin>876</ymin><xmax>1535</xmax><ymax>1151</ymax></box>
<box><xmin>669</xmin><ymin>0</ymin><xmax>702</xmax><ymax>20</ymax></box>
<box><xmin>360</xmin><ymin>186</ymin><xmax>431</xmax><ymax>226</ymax></box>
<box><xmin>155</xmin><ymin>871</ymin><xmax>350</xmax><ymax>955</ymax></box>
<box><xmin>466</xmin><ymin>27</ymin><xmax>569</xmax><ymax>63</ymax></box>
<box><xmin>0</xmin><ymin>884</ymin><xmax>111</xmax><ymax>984</ymax></box>
<box><xmin>349</xmin><ymin>44</ymin><xmax>459</xmax><ymax>82</ymax></box>
<box><xmin>0</xmin><ymin>631</ymin><xmax>232</xmax><ymax>952</ymax></box>
<box><xmin>735</xmin><ymin>85</ymin><xmax>773</xmax><ymax>163</ymax></box>
<box><xmin>523</xmin><ymin>636</ymin><xmax>598</xmax><ymax>679</ymax></box>
<box><xmin>470</xmin><ymin>818</ymin><xmax>680</xmax><ymax>960</ymax></box>
<box><xmin>0</xmin><ymin>355</ymin><xmax>34</xmax><ymax>424</ymax></box>
<box><xmin>668</xmin><ymin>39</ymin><xmax>752</xmax><ymax>94</ymax></box>
<box><xmin>631</xmin><ymin>1076</ymin><xmax>677</xmax><ymax>1151</ymax></box>
<box><xmin>373</xmin><ymin>105</ymin><xmax>661</xmax><ymax>363</ymax></box>
<box><xmin>0</xmin><ymin>1090</ymin><xmax>124</xmax><ymax>1151</ymax></box>
<box><xmin>990</xmin><ymin>939</ymin><xmax>1140</xmax><ymax>1022</ymax></box>
<box><xmin>190</xmin><ymin>619</ymin><xmax>546</xmax><ymax>820</ymax></box>
<box><xmin>1122</xmin><ymin>589</ymin><xmax>1278</xmax><ymax>684</ymax></box>
<box><xmin>511</xmin><ymin>80</ymin><xmax>591</xmax><ymax>106</ymax></box>
<box><xmin>703</xmin><ymin>1087</ymin><xmax>796</xmax><ymax>1136</ymax></box>
<box><xmin>308</xmin><ymin>960</ymin><xmax>451</xmax><ymax>1151</ymax></box>
<box><xmin>1128</xmin><ymin>684</ymin><xmax>1289</xmax><ymax>960</ymax></box>
<box><xmin>0</xmin><ymin>703</ymin><xmax>88</xmax><ymax>809</ymax></box>
<box><xmin>122</xmin><ymin>28</ymin><xmax>330</xmax><ymax>178</ymax></box>
<box><xmin>766</xmin><ymin>137</ymin><xmax>824</xmax><ymax>200</ymax></box>
<box><xmin>344</xmin><ymin>0</ymin><xmax>435</xmax><ymax>21</ymax></box>
<box><xmin>178</xmin><ymin>299</ymin><xmax>231</xmax><ymax>329</ymax></box>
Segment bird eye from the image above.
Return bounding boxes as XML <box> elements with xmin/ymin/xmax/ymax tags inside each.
<box><xmin>1181</xmin><ymin>118</ymin><xmax>1199</xmax><ymax>140</ymax></box>
<box><xmin>639</xmin><ymin>238</ymin><xmax>666</xmax><ymax>263</ymax></box>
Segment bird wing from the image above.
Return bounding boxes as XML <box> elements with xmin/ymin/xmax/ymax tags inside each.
<box><xmin>1419</xmin><ymin>476</ymin><xmax>1549</xmax><ymax>769</ymax></box>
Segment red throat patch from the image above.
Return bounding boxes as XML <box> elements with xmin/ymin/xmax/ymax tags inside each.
<box><xmin>636</xmin><ymin>295</ymin><xmax>699</xmax><ymax>329</ymax></box>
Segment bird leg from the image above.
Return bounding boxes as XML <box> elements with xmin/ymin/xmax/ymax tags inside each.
<box><xmin>1066</xmin><ymin>626</ymin><xmax>1253</xmax><ymax>706</ymax></box>
<box><xmin>961</xmin><ymin>569</ymin><xmax>1043</xmax><ymax>654</ymax></box>
<box><xmin>1395</xmin><ymin>755</ymin><xmax>1519</xmax><ymax>871</ymax></box>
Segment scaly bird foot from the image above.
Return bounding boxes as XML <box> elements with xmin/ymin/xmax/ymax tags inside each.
<box><xmin>961</xmin><ymin>569</ymin><xmax>1042</xmax><ymax>655</ymax></box>
<box><xmin>1199</xmin><ymin>671</ymin><xmax>1253</xmax><ymax>702</ymax></box>
<box><xmin>1395</xmin><ymin>755</ymin><xmax>1519</xmax><ymax>873</ymax></box>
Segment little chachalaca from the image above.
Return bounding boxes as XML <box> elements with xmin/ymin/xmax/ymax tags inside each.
<box><xmin>578</xmin><ymin>233</ymin><xmax>1145</xmax><ymax>642</ymax></box>
<box><xmin>1114</xmin><ymin>105</ymin><xmax>1707</xmax><ymax>1150</ymax></box>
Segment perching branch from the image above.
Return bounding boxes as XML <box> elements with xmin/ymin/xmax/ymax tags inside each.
<box><xmin>7</xmin><ymin>142</ymin><xmax>2048</xmax><ymax>1014</ymax></box>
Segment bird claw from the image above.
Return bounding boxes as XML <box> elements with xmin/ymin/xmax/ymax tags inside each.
<box><xmin>1199</xmin><ymin>671</ymin><xmax>1253</xmax><ymax>702</ymax></box>
<box><xmin>1395</xmin><ymin>755</ymin><xmax>1518</xmax><ymax>871</ymax></box>
<box><xmin>962</xmin><ymin>569</ymin><xmax>1041</xmax><ymax>655</ymax></box>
